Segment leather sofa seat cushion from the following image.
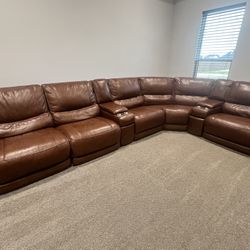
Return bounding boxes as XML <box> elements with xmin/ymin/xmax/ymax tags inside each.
<box><xmin>129</xmin><ymin>106</ymin><xmax>165</xmax><ymax>134</ymax></box>
<box><xmin>164</xmin><ymin>105</ymin><xmax>192</xmax><ymax>124</ymax></box>
<box><xmin>57</xmin><ymin>117</ymin><xmax>120</xmax><ymax>157</ymax></box>
<box><xmin>204</xmin><ymin>113</ymin><xmax>250</xmax><ymax>147</ymax></box>
<box><xmin>0</xmin><ymin>128</ymin><xmax>70</xmax><ymax>185</ymax></box>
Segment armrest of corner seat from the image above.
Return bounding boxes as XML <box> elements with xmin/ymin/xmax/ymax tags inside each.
<box><xmin>197</xmin><ymin>99</ymin><xmax>224</xmax><ymax>109</ymax></box>
<box><xmin>101</xmin><ymin>109</ymin><xmax>134</xmax><ymax>127</ymax></box>
<box><xmin>99</xmin><ymin>102</ymin><xmax>128</xmax><ymax>115</ymax></box>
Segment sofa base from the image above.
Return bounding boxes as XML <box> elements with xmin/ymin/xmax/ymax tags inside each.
<box><xmin>0</xmin><ymin>159</ymin><xmax>71</xmax><ymax>195</ymax></box>
<box><xmin>164</xmin><ymin>124</ymin><xmax>187</xmax><ymax>131</ymax></box>
<box><xmin>121</xmin><ymin>124</ymin><xmax>135</xmax><ymax>146</ymax></box>
<box><xmin>203</xmin><ymin>132</ymin><xmax>250</xmax><ymax>155</ymax></box>
<box><xmin>188</xmin><ymin>116</ymin><xmax>204</xmax><ymax>136</ymax></box>
<box><xmin>73</xmin><ymin>143</ymin><xmax>120</xmax><ymax>165</ymax></box>
<box><xmin>134</xmin><ymin>126</ymin><xmax>162</xmax><ymax>140</ymax></box>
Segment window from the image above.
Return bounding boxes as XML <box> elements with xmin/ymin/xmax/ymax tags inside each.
<box><xmin>194</xmin><ymin>3</ymin><xmax>246</xmax><ymax>79</ymax></box>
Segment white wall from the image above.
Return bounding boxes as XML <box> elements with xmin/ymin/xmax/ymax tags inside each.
<box><xmin>169</xmin><ymin>0</ymin><xmax>250</xmax><ymax>81</ymax></box>
<box><xmin>0</xmin><ymin>0</ymin><xmax>174</xmax><ymax>87</ymax></box>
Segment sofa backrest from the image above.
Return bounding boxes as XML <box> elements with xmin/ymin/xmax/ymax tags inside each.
<box><xmin>209</xmin><ymin>80</ymin><xmax>233</xmax><ymax>101</ymax></box>
<box><xmin>174</xmin><ymin>78</ymin><xmax>212</xmax><ymax>106</ymax></box>
<box><xmin>108</xmin><ymin>78</ymin><xmax>143</xmax><ymax>109</ymax></box>
<box><xmin>139</xmin><ymin>77</ymin><xmax>174</xmax><ymax>105</ymax></box>
<box><xmin>92</xmin><ymin>79</ymin><xmax>112</xmax><ymax>104</ymax></box>
<box><xmin>43</xmin><ymin>81</ymin><xmax>99</xmax><ymax>125</ymax></box>
<box><xmin>0</xmin><ymin>85</ymin><xmax>53</xmax><ymax>138</ymax></box>
<box><xmin>223</xmin><ymin>81</ymin><xmax>250</xmax><ymax>118</ymax></box>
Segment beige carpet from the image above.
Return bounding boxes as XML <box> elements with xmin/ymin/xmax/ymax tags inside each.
<box><xmin>0</xmin><ymin>132</ymin><xmax>250</xmax><ymax>250</ymax></box>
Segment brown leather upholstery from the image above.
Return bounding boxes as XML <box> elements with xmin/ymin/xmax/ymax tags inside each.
<box><xmin>43</xmin><ymin>81</ymin><xmax>121</xmax><ymax>166</ymax></box>
<box><xmin>204</xmin><ymin>114</ymin><xmax>250</xmax><ymax>147</ymax></box>
<box><xmin>109</xmin><ymin>78</ymin><xmax>143</xmax><ymax>109</ymax></box>
<box><xmin>209</xmin><ymin>80</ymin><xmax>233</xmax><ymax>101</ymax></box>
<box><xmin>174</xmin><ymin>78</ymin><xmax>212</xmax><ymax>106</ymax></box>
<box><xmin>0</xmin><ymin>85</ymin><xmax>53</xmax><ymax>138</ymax></box>
<box><xmin>197</xmin><ymin>99</ymin><xmax>224</xmax><ymax>109</ymax></box>
<box><xmin>139</xmin><ymin>77</ymin><xmax>174</xmax><ymax>105</ymax></box>
<box><xmin>58</xmin><ymin>117</ymin><xmax>120</xmax><ymax>162</ymax></box>
<box><xmin>43</xmin><ymin>81</ymin><xmax>100</xmax><ymax>125</ymax></box>
<box><xmin>225</xmin><ymin>81</ymin><xmax>250</xmax><ymax>106</ymax></box>
<box><xmin>164</xmin><ymin>105</ymin><xmax>192</xmax><ymax>125</ymax></box>
<box><xmin>129</xmin><ymin>106</ymin><xmax>164</xmax><ymax>134</ymax></box>
<box><xmin>99</xmin><ymin>102</ymin><xmax>128</xmax><ymax>115</ymax></box>
<box><xmin>0</xmin><ymin>85</ymin><xmax>71</xmax><ymax>194</ymax></box>
<box><xmin>92</xmin><ymin>79</ymin><xmax>112</xmax><ymax>104</ymax></box>
<box><xmin>109</xmin><ymin>78</ymin><xmax>141</xmax><ymax>100</ymax></box>
<box><xmin>0</xmin><ymin>128</ymin><xmax>70</xmax><ymax>185</ymax></box>
<box><xmin>1</xmin><ymin>76</ymin><xmax>250</xmax><ymax>195</ymax></box>
<box><xmin>191</xmin><ymin>106</ymin><xmax>222</xmax><ymax>119</ymax></box>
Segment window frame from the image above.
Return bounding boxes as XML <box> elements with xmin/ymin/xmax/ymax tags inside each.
<box><xmin>193</xmin><ymin>2</ymin><xmax>247</xmax><ymax>79</ymax></box>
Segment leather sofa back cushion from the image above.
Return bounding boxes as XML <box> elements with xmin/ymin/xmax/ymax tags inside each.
<box><xmin>108</xmin><ymin>78</ymin><xmax>141</xmax><ymax>100</ymax></box>
<box><xmin>175</xmin><ymin>78</ymin><xmax>212</xmax><ymax>96</ymax></box>
<box><xmin>140</xmin><ymin>77</ymin><xmax>174</xmax><ymax>105</ymax></box>
<box><xmin>0</xmin><ymin>85</ymin><xmax>49</xmax><ymax>122</ymax></box>
<box><xmin>92</xmin><ymin>79</ymin><xmax>112</xmax><ymax>104</ymax></box>
<box><xmin>114</xmin><ymin>96</ymin><xmax>144</xmax><ymax>109</ymax></box>
<box><xmin>140</xmin><ymin>77</ymin><xmax>174</xmax><ymax>95</ymax></box>
<box><xmin>225</xmin><ymin>82</ymin><xmax>250</xmax><ymax>106</ymax></box>
<box><xmin>223</xmin><ymin>102</ymin><xmax>250</xmax><ymax>118</ymax></box>
<box><xmin>0</xmin><ymin>85</ymin><xmax>53</xmax><ymax>138</ymax></box>
<box><xmin>209</xmin><ymin>80</ymin><xmax>233</xmax><ymax>101</ymax></box>
<box><xmin>174</xmin><ymin>78</ymin><xmax>211</xmax><ymax>106</ymax></box>
<box><xmin>43</xmin><ymin>81</ymin><xmax>99</xmax><ymax>125</ymax></box>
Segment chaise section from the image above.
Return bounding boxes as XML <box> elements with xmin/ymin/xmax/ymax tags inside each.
<box><xmin>0</xmin><ymin>85</ymin><xmax>71</xmax><ymax>194</ymax></box>
<box><xmin>204</xmin><ymin>114</ymin><xmax>250</xmax><ymax>154</ymax></box>
<box><xmin>203</xmin><ymin>81</ymin><xmax>250</xmax><ymax>154</ymax></box>
<box><xmin>43</xmin><ymin>81</ymin><xmax>121</xmax><ymax>165</ymax></box>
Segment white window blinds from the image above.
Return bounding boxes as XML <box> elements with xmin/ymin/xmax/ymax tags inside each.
<box><xmin>194</xmin><ymin>3</ymin><xmax>246</xmax><ymax>79</ymax></box>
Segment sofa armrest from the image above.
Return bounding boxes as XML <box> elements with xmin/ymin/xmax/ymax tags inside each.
<box><xmin>197</xmin><ymin>99</ymin><xmax>224</xmax><ymax>109</ymax></box>
<box><xmin>101</xmin><ymin>110</ymin><xmax>134</xmax><ymax>127</ymax></box>
<box><xmin>191</xmin><ymin>105</ymin><xmax>222</xmax><ymax>119</ymax></box>
<box><xmin>99</xmin><ymin>102</ymin><xmax>128</xmax><ymax>115</ymax></box>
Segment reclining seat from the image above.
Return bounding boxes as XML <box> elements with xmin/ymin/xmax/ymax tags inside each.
<box><xmin>204</xmin><ymin>81</ymin><xmax>250</xmax><ymax>155</ymax></box>
<box><xmin>0</xmin><ymin>85</ymin><xmax>71</xmax><ymax>194</ymax></box>
<box><xmin>108</xmin><ymin>78</ymin><xmax>165</xmax><ymax>140</ymax></box>
<box><xmin>164</xmin><ymin>77</ymin><xmax>212</xmax><ymax>131</ymax></box>
<box><xmin>43</xmin><ymin>81</ymin><xmax>120</xmax><ymax>165</ymax></box>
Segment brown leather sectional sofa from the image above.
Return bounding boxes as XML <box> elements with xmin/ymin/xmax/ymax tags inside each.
<box><xmin>0</xmin><ymin>77</ymin><xmax>249</xmax><ymax>194</ymax></box>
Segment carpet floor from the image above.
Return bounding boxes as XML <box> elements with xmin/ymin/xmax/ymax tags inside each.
<box><xmin>0</xmin><ymin>132</ymin><xmax>250</xmax><ymax>250</ymax></box>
